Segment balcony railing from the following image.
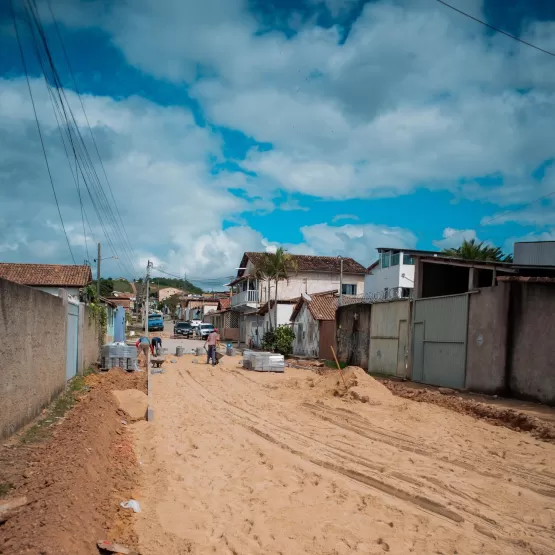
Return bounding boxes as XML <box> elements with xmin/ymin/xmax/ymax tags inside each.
<box><xmin>231</xmin><ymin>290</ymin><xmax>260</xmax><ymax>307</ymax></box>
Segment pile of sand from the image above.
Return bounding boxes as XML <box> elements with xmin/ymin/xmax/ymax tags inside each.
<box><xmin>311</xmin><ymin>367</ymin><xmax>396</xmax><ymax>406</ymax></box>
<box><xmin>112</xmin><ymin>390</ymin><xmax>148</xmax><ymax>421</ymax></box>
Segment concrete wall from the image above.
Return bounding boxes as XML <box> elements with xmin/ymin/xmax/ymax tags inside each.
<box><xmin>292</xmin><ymin>303</ymin><xmax>319</xmax><ymax>357</ymax></box>
<box><xmin>81</xmin><ymin>304</ymin><xmax>100</xmax><ymax>371</ymax></box>
<box><xmin>336</xmin><ymin>303</ymin><xmax>372</xmax><ymax>368</ymax></box>
<box><xmin>364</xmin><ymin>259</ymin><xmax>414</xmax><ymax>296</ymax></box>
<box><xmin>36</xmin><ymin>286</ymin><xmax>80</xmax><ymax>300</ymax></box>
<box><xmin>509</xmin><ymin>282</ymin><xmax>555</xmax><ymax>404</ymax></box>
<box><xmin>465</xmin><ymin>285</ymin><xmax>509</xmax><ymax>395</ymax></box>
<box><xmin>0</xmin><ymin>279</ymin><xmax>67</xmax><ymax>439</ymax></box>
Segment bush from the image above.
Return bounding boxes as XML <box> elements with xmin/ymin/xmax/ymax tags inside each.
<box><xmin>261</xmin><ymin>330</ymin><xmax>276</xmax><ymax>351</ymax></box>
<box><xmin>273</xmin><ymin>326</ymin><xmax>295</xmax><ymax>356</ymax></box>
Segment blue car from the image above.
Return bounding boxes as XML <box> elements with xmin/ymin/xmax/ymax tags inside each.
<box><xmin>148</xmin><ymin>314</ymin><xmax>164</xmax><ymax>331</ymax></box>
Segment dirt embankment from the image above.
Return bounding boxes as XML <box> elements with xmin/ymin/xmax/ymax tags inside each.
<box><xmin>382</xmin><ymin>379</ymin><xmax>555</xmax><ymax>442</ymax></box>
<box><xmin>0</xmin><ymin>369</ymin><xmax>146</xmax><ymax>555</ymax></box>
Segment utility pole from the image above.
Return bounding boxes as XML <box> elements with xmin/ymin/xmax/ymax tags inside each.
<box><xmin>339</xmin><ymin>256</ymin><xmax>343</xmax><ymax>303</ymax></box>
<box><xmin>144</xmin><ymin>260</ymin><xmax>152</xmax><ymax>334</ymax></box>
<box><xmin>96</xmin><ymin>243</ymin><xmax>101</xmax><ymax>300</ymax></box>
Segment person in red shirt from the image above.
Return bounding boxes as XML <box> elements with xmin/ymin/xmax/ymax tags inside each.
<box><xmin>204</xmin><ymin>328</ymin><xmax>220</xmax><ymax>366</ymax></box>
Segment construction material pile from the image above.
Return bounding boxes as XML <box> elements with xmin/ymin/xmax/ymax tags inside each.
<box><xmin>101</xmin><ymin>343</ymin><xmax>138</xmax><ymax>371</ymax></box>
<box><xmin>243</xmin><ymin>350</ymin><xmax>285</xmax><ymax>372</ymax></box>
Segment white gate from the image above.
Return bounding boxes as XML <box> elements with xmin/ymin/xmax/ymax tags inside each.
<box><xmin>66</xmin><ymin>301</ymin><xmax>79</xmax><ymax>380</ymax></box>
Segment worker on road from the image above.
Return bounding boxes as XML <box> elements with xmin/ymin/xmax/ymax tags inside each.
<box><xmin>151</xmin><ymin>336</ymin><xmax>162</xmax><ymax>356</ymax></box>
<box><xmin>136</xmin><ymin>336</ymin><xmax>150</xmax><ymax>368</ymax></box>
<box><xmin>205</xmin><ymin>327</ymin><xmax>220</xmax><ymax>366</ymax></box>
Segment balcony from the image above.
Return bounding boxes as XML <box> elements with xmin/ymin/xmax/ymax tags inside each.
<box><xmin>231</xmin><ymin>289</ymin><xmax>260</xmax><ymax>309</ymax></box>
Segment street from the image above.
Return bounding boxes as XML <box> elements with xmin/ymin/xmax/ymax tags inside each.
<box><xmin>130</xmin><ymin>355</ymin><xmax>555</xmax><ymax>555</ymax></box>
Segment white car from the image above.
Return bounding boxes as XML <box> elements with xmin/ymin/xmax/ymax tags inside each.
<box><xmin>189</xmin><ymin>319</ymin><xmax>202</xmax><ymax>328</ymax></box>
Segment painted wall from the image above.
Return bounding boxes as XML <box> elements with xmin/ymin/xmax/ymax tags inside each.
<box><xmin>364</xmin><ymin>259</ymin><xmax>414</xmax><ymax>296</ymax></box>
<box><xmin>465</xmin><ymin>286</ymin><xmax>509</xmax><ymax>395</ymax></box>
<box><xmin>292</xmin><ymin>303</ymin><xmax>320</xmax><ymax>357</ymax></box>
<box><xmin>0</xmin><ymin>279</ymin><xmax>67</xmax><ymax>439</ymax></box>
<box><xmin>36</xmin><ymin>286</ymin><xmax>80</xmax><ymax>301</ymax></box>
<box><xmin>81</xmin><ymin>304</ymin><xmax>101</xmax><ymax>370</ymax></box>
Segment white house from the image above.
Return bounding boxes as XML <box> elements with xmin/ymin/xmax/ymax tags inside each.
<box><xmin>0</xmin><ymin>263</ymin><xmax>92</xmax><ymax>302</ymax></box>
<box><xmin>228</xmin><ymin>252</ymin><xmax>366</xmax><ymax>342</ymax></box>
<box><xmin>364</xmin><ymin>248</ymin><xmax>440</xmax><ymax>299</ymax></box>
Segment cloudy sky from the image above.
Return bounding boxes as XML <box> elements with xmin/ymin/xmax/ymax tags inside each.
<box><xmin>0</xmin><ymin>0</ymin><xmax>554</xmax><ymax>285</ymax></box>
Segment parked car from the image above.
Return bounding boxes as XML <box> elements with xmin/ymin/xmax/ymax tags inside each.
<box><xmin>174</xmin><ymin>321</ymin><xmax>193</xmax><ymax>337</ymax></box>
<box><xmin>189</xmin><ymin>319</ymin><xmax>202</xmax><ymax>328</ymax></box>
<box><xmin>198</xmin><ymin>323</ymin><xmax>215</xmax><ymax>340</ymax></box>
<box><xmin>148</xmin><ymin>313</ymin><xmax>164</xmax><ymax>331</ymax></box>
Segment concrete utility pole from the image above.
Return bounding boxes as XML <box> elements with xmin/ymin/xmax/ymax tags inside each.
<box><xmin>144</xmin><ymin>260</ymin><xmax>152</xmax><ymax>334</ymax></box>
<box><xmin>339</xmin><ymin>256</ymin><xmax>343</xmax><ymax>303</ymax></box>
<box><xmin>96</xmin><ymin>243</ymin><xmax>101</xmax><ymax>300</ymax></box>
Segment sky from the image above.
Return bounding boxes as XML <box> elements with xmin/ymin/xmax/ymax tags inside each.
<box><xmin>0</xmin><ymin>0</ymin><xmax>554</xmax><ymax>286</ymax></box>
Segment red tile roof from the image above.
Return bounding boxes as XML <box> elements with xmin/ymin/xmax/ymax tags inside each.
<box><xmin>238</xmin><ymin>252</ymin><xmax>366</xmax><ymax>276</ymax></box>
<box><xmin>218</xmin><ymin>297</ymin><xmax>231</xmax><ymax>310</ymax></box>
<box><xmin>291</xmin><ymin>291</ymin><xmax>338</xmax><ymax>322</ymax></box>
<box><xmin>0</xmin><ymin>263</ymin><xmax>93</xmax><ymax>287</ymax></box>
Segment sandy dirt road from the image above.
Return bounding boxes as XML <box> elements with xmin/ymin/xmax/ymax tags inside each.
<box><xmin>131</xmin><ymin>355</ymin><xmax>555</xmax><ymax>555</ymax></box>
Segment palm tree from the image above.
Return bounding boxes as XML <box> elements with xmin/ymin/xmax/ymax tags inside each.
<box><xmin>262</xmin><ymin>247</ymin><xmax>298</xmax><ymax>330</ymax></box>
<box><xmin>442</xmin><ymin>239</ymin><xmax>513</xmax><ymax>262</ymax></box>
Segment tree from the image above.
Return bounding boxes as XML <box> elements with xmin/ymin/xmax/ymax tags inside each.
<box><xmin>160</xmin><ymin>293</ymin><xmax>181</xmax><ymax>317</ymax></box>
<box><xmin>92</xmin><ymin>278</ymin><xmax>114</xmax><ymax>297</ymax></box>
<box><xmin>442</xmin><ymin>239</ymin><xmax>513</xmax><ymax>262</ymax></box>
<box><xmin>262</xmin><ymin>247</ymin><xmax>298</xmax><ymax>330</ymax></box>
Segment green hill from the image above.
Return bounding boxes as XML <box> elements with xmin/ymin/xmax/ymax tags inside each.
<box><xmin>112</xmin><ymin>278</ymin><xmax>133</xmax><ymax>293</ymax></box>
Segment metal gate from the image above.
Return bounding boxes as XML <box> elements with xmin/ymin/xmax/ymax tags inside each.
<box><xmin>412</xmin><ymin>294</ymin><xmax>468</xmax><ymax>389</ymax></box>
<box><xmin>369</xmin><ymin>301</ymin><xmax>410</xmax><ymax>377</ymax></box>
<box><xmin>66</xmin><ymin>301</ymin><xmax>80</xmax><ymax>381</ymax></box>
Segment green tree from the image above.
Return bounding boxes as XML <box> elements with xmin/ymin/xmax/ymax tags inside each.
<box><xmin>92</xmin><ymin>278</ymin><xmax>114</xmax><ymax>297</ymax></box>
<box><xmin>160</xmin><ymin>293</ymin><xmax>181</xmax><ymax>316</ymax></box>
<box><xmin>442</xmin><ymin>239</ymin><xmax>513</xmax><ymax>262</ymax></box>
<box><xmin>262</xmin><ymin>247</ymin><xmax>298</xmax><ymax>330</ymax></box>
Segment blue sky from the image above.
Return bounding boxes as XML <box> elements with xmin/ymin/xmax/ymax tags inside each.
<box><xmin>0</xmin><ymin>0</ymin><xmax>554</xmax><ymax>282</ymax></box>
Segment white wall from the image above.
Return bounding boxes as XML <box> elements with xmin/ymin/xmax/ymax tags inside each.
<box><xmin>36</xmin><ymin>287</ymin><xmax>80</xmax><ymax>302</ymax></box>
<box><xmin>398</xmin><ymin>263</ymin><xmax>415</xmax><ymax>288</ymax></box>
<box><xmin>364</xmin><ymin>265</ymin><xmax>401</xmax><ymax>296</ymax></box>
<box><xmin>292</xmin><ymin>303</ymin><xmax>319</xmax><ymax>357</ymax></box>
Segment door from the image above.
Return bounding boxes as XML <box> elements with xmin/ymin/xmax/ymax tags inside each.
<box><xmin>396</xmin><ymin>319</ymin><xmax>408</xmax><ymax>377</ymax></box>
<box><xmin>412</xmin><ymin>294</ymin><xmax>468</xmax><ymax>389</ymax></box>
<box><xmin>66</xmin><ymin>301</ymin><xmax>79</xmax><ymax>381</ymax></box>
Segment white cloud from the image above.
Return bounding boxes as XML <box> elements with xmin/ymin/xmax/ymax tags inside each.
<box><xmin>332</xmin><ymin>214</ymin><xmax>359</xmax><ymax>223</ymax></box>
<box><xmin>433</xmin><ymin>227</ymin><xmax>479</xmax><ymax>249</ymax></box>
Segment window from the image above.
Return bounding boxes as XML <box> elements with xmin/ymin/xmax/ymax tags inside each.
<box><xmin>403</xmin><ymin>254</ymin><xmax>415</xmax><ymax>265</ymax></box>
<box><xmin>342</xmin><ymin>284</ymin><xmax>357</xmax><ymax>295</ymax></box>
<box><xmin>391</xmin><ymin>252</ymin><xmax>400</xmax><ymax>266</ymax></box>
<box><xmin>381</xmin><ymin>252</ymin><xmax>390</xmax><ymax>268</ymax></box>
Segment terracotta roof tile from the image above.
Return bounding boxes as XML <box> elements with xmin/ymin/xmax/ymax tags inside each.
<box><xmin>218</xmin><ymin>297</ymin><xmax>231</xmax><ymax>310</ymax></box>
<box><xmin>241</xmin><ymin>252</ymin><xmax>366</xmax><ymax>275</ymax></box>
<box><xmin>291</xmin><ymin>291</ymin><xmax>338</xmax><ymax>322</ymax></box>
<box><xmin>0</xmin><ymin>263</ymin><xmax>92</xmax><ymax>287</ymax></box>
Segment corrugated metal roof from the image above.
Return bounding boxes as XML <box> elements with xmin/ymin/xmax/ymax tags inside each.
<box><xmin>0</xmin><ymin>263</ymin><xmax>92</xmax><ymax>287</ymax></box>
<box><xmin>497</xmin><ymin>276</ymin><xmax>555</xmax><ymax>283</ymax></box>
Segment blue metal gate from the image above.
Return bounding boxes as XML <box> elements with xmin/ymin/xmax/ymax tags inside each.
<box><xmin>66</xmin><ymin>301</ymin><xmax>79</xmax><ymax>381</ymax></box>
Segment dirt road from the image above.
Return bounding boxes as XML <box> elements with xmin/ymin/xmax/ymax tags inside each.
<box><xmin>131</xmin><ymin>356</ymin><xmax>555</xmax><ymax>555</ymax></box>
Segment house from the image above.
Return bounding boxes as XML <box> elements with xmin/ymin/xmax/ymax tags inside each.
<box><xmin>181</xmin><ymin>297</ymin><xmax>219</xmax><ymax>320</ymax></box>
<box><xmin>363</xmin><ymin>248</ymin><xmax>440</xmax><ymax>300</ymax></box>
<box><xmin>205</xmin><ymin>297</ymin><xmax>240</xmax><ymax>340</ymax></box>
<box><xmin>104</xmin><ymin>295</ymin><xmax>132</xmax><ymax>311</ymax></box>
<box><xmin>158</xmin><ymin>287</ymin><xmax>184</xmax><ymax>302</ymax></box>
<box><xmin>290</xmin><ymin>291</ymin><xmax>338</xmax><ymax>358</ymax></box>
<box><xmin>0</xmin><ymin>263</ymin><xmax>92</xmax><ymax>301</ymax></box>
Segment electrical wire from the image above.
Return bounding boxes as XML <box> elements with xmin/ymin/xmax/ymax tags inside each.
<box><xmin>10</xmin><ymin>0</ymin><xmax>76</xmax><ymax>264</ymax></box>
<box><xmin>435</xmin><ymin>0</ymin><xmax>555</xmax><ymax>58</ymax></box>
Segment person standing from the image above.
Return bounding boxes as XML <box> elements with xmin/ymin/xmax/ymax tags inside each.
<box><xmin>136</xmin><ymin>336</ymin><xmax>150</xmax><ymax>368</ymax></box>
<box><xmin>151</xmin><ymin>336</ymin><xmax>162</xmax><ymax>356</ymax></box>
<box><xmin>205</xmin><ymin>328</ymin><xmax>220</xmax><ymax>366</ymax></box>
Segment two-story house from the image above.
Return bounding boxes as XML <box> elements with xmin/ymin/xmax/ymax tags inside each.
<box><xmin>364</xmin><ymin>248</ymin><xmax>440</xmax><ymax>300</ymax></box>
<box><xmin>228</xmin><ymin>252</ymin><xmax>366</xmax><ymax>343</ymax></box>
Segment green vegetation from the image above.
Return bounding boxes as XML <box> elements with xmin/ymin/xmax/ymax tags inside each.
<box><xmin>136</xmin><ymin>276</ymin><xmax>203</xmax><ymax>295</ymax></box>
<box><xmin>113</xmin><ymin>278</ymin><xmax>133</xmax><ymax>293</ymax></box>
<box><xmin>442</xmin><ymin>238</ymin><xmax>513</xmax><ymax>262</ymax></box>
<box><xmin>159</xmin><ymin>293</ymin><xmax>181</xmax><ymax>316</ymax></box>
<box><xmin>91</xmin><ymin>278</ymin><xmax>115</xmax><ymax>297</ymax></box>
<box><xmin>20</xmin><ymin>369</ymin><xmax>95</xmax><ymax>444</ymax></box>
<box><xmin>0</xmin><ymin>482</ymin><xmax>14</xmax><ymax>498</ymax></box>
<box><xmin>261</xmin><ymin>326</ymin><xmax>296</xmax><ymax>356</ymax></box>
<box><xmin>324</xmin><ymin>359</ymin><xmax>347</xmax><ymax>369</ymax></box>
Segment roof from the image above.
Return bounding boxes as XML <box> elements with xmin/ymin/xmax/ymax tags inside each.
<box><xmin>497</xmin><ymin>276</ymin><xmax>555</xmax><ymax>283</ymax></box>
<box><xmin>218</xmin><ymin>297</ymin><xmax>231</xmax><ymax>311</ymax></box>
<box><xmin>376</xmin><ymin>248</ymin><xmax>440</xmax><ymax>256</ymax></box>
<box><xmin>236</xmin><ymin>252</ymin><xmax>366</xmax><ymax>278</ymax></box>
<box><xmin>291</xmin><ymin>290</ymin><xmax>338</xmax><ymax>322</ymax></box>
<box><xmin>0</xmin><ymin>263</ymin><xmax>92</xmax><ymax>287</ymax></box>
<box><xmin>420</xmin><ymin>255</ymin><xmax>516</xmax><ymax>270</ymax></box>
<box><xmin>367</xmin><ymin>260</ymin><xmax>379</xmax><ymax>273</ymax></box>
<box><xmin>258</xmin><ymin>297</ymin><xmax>300</xmax><ymax>315</ymax></box>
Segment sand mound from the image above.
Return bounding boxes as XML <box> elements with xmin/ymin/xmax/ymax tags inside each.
<box><xmin>312</xmin><ymin>367</ymin><xmax>395</xmax><ymax>405</ymax></box>
<box><xmin>112</xmin><ymin>390</ymin><xmax>148</xmax><ymax>421</ymax></box>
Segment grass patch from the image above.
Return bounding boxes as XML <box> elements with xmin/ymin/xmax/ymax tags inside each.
<box><xmin>324</xmin><ymin>359</ymin><xmax>347</xmax><ymax>369</ymax></box>
<box><xmin>113</xmin><ymin>279</ymin><xmax>133</xmax><ymax>293</ymax></box>
<box><xmin>19</xmin><ymin>368</ymin><xmax>95</xmax><ymax>445</ymax></box>
<box><xmin>0</xmin><ymin>482</ymin><xmax>14</xmax><ymax>498</ymax></box>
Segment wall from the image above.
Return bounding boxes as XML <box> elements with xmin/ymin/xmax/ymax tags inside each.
<box><xmin>336</xmin><ymin>303</ymin><xmax>372</xmax><ymax>368</ymax></box>
<box><xmin>81</xmin><ymin>304</ymin><xmax>101</xmax><ymax>370</ymax></box>
<box><xmin>292</xmin><ymin>303</ymin><xmax>319</xmax><ymax>357</ymax></box>
<box><xmin>364</xmin><ymin>264</ymin><xmax>401</xmax><ymax>295</ymax></box>
<box><xmin>36</xmin><ymin>286</ymin><xmax>80</xmax><ymax>300</ymax></box>
<box><xmin>509</xmin><ymin>282</ymin><xmax>555</xmax><ymax>404</ymax></box>
<box><xmin>0</xmin><ymin>279</ymin><xmax>67</xmax><ymax>439</ymax></box>
<box><xmin>465</xmin><ymin>286</ymin><xmax>509</xmax><ymax>394</ymax></box>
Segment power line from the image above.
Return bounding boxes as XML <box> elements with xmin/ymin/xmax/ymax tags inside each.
<box><xmin>10</xmin><ymin>0</ymin><xmax>76</xmax><ymax>264</ymax></box>
<box><xmin>435</xmin><ymin>0</ymin><xmax>555</xmax><ymax>58</ymax></box>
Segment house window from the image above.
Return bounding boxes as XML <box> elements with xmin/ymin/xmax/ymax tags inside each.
<box><xmin>381</xmin><ymin>252</ymin><xmax>390</xmax><ymax>268</ymax></box>
<box><xmin>342</xmin><ymin>284</ymin><xmax>357</xmax><ymax>295</ymax></box>
<box><xmin>403</xmin><ymin>254</ymin><xmax>415</xmax><ymax>265</ymax></box>
<box><xmin>391</xmin><ymin>252</ymin><xmax>400</xmax><ymax>266</ymax></box>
